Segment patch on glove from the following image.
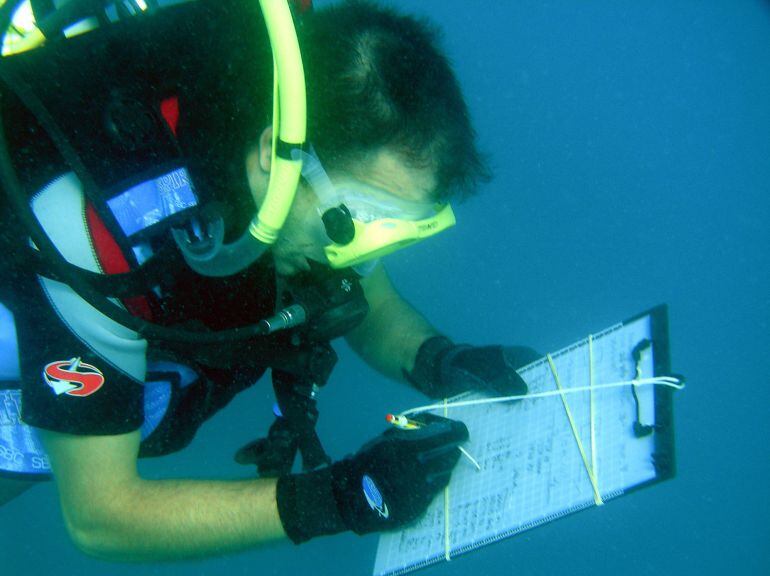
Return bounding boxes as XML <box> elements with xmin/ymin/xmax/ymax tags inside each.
<box><xmin>362</xmin><ymin>475</ymin><xmax>389</xmax><ymax>519</ymax></box>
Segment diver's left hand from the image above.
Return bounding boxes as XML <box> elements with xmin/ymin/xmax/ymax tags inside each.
<box><xmin>406</xmin><ymin>336</ymin><xmax>541</xmax><ymax>399</ymax></box>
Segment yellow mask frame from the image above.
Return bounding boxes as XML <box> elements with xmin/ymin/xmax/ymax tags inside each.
<box><xmin>324</xmin><ymin>203</ymin><xmax>456</xmax><ymax>269</ymax></box>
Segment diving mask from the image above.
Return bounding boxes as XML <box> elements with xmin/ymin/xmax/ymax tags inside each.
<box><xmin>299</xmin><ymin>149</ymin><xmax>456</xmax><ymax>269</ymax></box>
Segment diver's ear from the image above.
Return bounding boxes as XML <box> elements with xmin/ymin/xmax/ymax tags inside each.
<box><xmin>245</xmin><ymin>126</ymin><xmax>273</xmax><ymax>205</ymax></box>
<box><xmin>258</xmin><ymin>126</ymin><xmax>273</xmax><ymax>172</ymax></box>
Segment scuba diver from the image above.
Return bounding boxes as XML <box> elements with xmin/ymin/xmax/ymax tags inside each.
<box><xmin>0</xmin><ymin>0</ymin><xmax>538</xmax><ymax>559</ymax></box>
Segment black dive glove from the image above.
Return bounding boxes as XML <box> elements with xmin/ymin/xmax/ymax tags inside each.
<box><xmin>405</xmin><ymin>336</ymin><xmax>541</xmax><ymax>399</ymax></box>
<box><xmin>276</xmin><ymin>413</ymin><xmax>469</xmax><ymax>543</ymax></box>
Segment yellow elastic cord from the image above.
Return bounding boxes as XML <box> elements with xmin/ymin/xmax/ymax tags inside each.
<box><xmin>443</xmin><ymin>397</ymin><xmax>452</xmax><ymax>562</ymax></box>
<box><xmin>588</xmin><ymin>334</ymin><xmax>599</xmax><ymax>491</ymax></box>
<box><xmin>547</xmin><ymin>353</ymin><xmax>604</xmax><ymax>506</ymax></box>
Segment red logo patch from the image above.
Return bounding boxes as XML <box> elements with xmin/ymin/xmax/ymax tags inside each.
<box><xmin>43</xmin><ymin>358</ymin><xmax>105</xmax><ymax>397</ymax></box>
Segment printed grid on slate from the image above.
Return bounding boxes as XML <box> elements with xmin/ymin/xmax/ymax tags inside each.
<box><xmin>374</xmin><ymin>315</ymin><xmax>658</xmax><ymax>576</ymax></box>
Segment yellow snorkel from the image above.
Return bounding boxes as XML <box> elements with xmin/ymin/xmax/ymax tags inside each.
<box><xmin>171</xmin><ymin>0</ymin><xmax>308</xmax><ymax>276</ymax></box>
<box><xmin>251</xmin><ymin>0</ymin><xmax>306</xmax><ymax>244</ymax></box>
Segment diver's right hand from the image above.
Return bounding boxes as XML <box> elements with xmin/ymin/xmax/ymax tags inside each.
<box><xmin>276</xmin><ymin>413</ymin><xmax>469</xmax><ymax>543</ymax></box>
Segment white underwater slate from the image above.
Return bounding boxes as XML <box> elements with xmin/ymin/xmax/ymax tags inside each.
<box><xmin>373</xmin><ymin>307</ymin><xmax>675</xmax><ymax>575</ymax></box>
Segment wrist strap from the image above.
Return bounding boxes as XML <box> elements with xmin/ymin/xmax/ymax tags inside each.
<box><xmin>276</xmin><ymin>467</ymin><xmax>347</xmax><ymax>544</ymax></box>
<box><xmin>403</xmin><ymin>335</ymin><xmax>456</xmax><ymax>398</ymax></box>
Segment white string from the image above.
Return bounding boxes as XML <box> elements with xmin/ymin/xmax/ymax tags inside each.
<box><xmin>399</xmin><ymin>376</ymin><xmax>684</xmax><ymax>417</ymax></box>
<box><xmin>458</xmin><ymin>446</ymin><xmax>482</xmax><ymax>471</ymax></box>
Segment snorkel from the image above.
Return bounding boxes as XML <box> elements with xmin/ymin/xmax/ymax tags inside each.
<box><xmin>173</xmin><ymin>0</ymin><xmax>307</xmax><ymax>276</ymax></box>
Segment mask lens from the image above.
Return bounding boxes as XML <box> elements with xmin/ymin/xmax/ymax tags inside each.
<box><xmin>335</xmin><ymin>183</ymin><xmax>437</xmax><ymax>223</ymax></box>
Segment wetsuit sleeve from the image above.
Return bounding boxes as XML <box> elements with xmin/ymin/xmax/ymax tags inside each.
<box><xmin>10</xmin><ymin>174</ymin><xmax>147</xmax><ymax>436</ymax></box>
<box><xmin>11</xmin><ymin>272</ymin><xmax>146</xmax><ymax>436</ymax></box>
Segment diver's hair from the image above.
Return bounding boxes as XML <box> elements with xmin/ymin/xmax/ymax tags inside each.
<box><xmin>300</xmin><ymin>1</ymin><xmax>491</xmax><ymax>200</ymax></box>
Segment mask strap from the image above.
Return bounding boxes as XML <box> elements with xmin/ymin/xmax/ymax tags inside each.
<box><xmin>296</xmin><ymin>146</ymin><xmax>340</xmax><ymax>212</ymax></box>
<box><xmin>296</xmin><ymin>147</ymin><xmax>356</xmax><ymax>246</ymax></box>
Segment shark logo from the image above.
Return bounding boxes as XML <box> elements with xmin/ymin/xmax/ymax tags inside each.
<box><xmin>44</xmin><ymin>358</ymin><xmax>105</xmax><ymax>397</ymax></box>
<box><xmin>362</xmin><ymin>474</ymin><xmax>389</xmax><ymax>519</ymax></box>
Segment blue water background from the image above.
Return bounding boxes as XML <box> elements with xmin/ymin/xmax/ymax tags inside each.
<box><xmin>2</xmin><ymin>0</ymin><xmax>768</xmax><ymax>574</ymax></box>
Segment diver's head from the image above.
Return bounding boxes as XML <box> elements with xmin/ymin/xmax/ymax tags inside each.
<box><xmin>299</xmin><ymin>1</ymin><xmax>490</xmax><ymax>202</ymax></box>
<box><xmin>247</xmin><ymin>126</ymin><xmax>446</xmax><ymax>276</ymax></box>
<box><xmin>243</xmin><ymin>1</ymin><xmax>491</xmax><ymax>276</ymax></box>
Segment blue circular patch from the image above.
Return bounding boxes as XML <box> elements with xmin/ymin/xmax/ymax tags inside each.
<box><xmin>362</xmin><ymin>474</ymin><xmax>389</xmax><ymax>518</ymax></box>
